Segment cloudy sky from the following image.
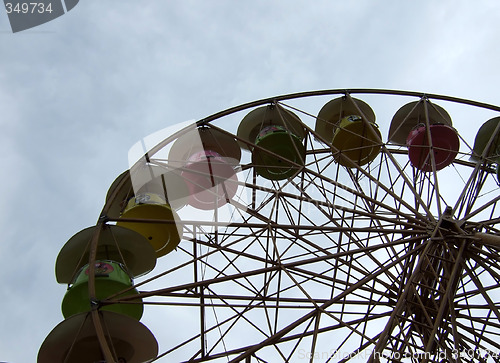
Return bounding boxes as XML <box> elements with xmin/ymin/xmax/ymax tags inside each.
<box><xmin>1</xmin><ymin>1</ymin><xmax>500</xmax><ymax>362</ymax></box>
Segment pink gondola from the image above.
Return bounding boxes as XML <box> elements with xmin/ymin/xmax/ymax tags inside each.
<box><xmin>406</xmin><ymin>124</ymin><xmax>459</xmax><ymax>172</ymax></box>
<box><xmin>169</xmin><ymin>127</ymin><xmax>241</xmax><ymax>209</ymax></box>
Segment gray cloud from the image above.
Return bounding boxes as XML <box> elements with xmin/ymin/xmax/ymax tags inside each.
<box><xmin>1</xmin><ymin>1</ymin><xmax>500</xmax><ymax>361</ymax></box>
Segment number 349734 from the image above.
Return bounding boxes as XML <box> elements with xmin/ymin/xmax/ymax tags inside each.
<box><xmin>5</xmin><ymin>2</ymin><xmax>54</xmax><ymax>14</ymax></box>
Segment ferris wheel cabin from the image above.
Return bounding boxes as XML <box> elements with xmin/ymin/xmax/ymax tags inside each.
<box><xmin>238</xmin><ymin>104</ymin><xmax>306</xmax><ymax>180</ymax></box>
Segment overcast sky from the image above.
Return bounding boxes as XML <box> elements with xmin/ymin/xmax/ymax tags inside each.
<box><xmin>1</xmin><ymin>1</ymin><xmax>500</xmax><ymax>362</ymax></box>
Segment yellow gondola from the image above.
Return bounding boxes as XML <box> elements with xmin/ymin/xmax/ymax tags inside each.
<box><xmin>117</xmin><ymin>192</ymin><xmax>182</xmax><ymax>257</ymax></box>
<box><xmin>316</xmin><ymin>97</ymin><xmax>381</xmax><ymax>166</ymax></box>
<box><xmin>105</xmin><ymin>165</ymin><xmax>189</xmax><ymax>218</ymax></box>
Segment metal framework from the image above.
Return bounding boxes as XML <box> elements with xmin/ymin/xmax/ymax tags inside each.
<box><xmin>89</xmin><ymin>89</ymin><xmax>500</xmax><ymax>362</ymax></box>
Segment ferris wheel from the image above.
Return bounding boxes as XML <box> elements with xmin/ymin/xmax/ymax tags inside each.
<box><xmin>38</xmin><ymin>89</ymin><xmax>500</xmax><ymax>363</ymax></box>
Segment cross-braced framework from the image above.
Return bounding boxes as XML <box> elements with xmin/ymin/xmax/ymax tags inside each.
<box><xmin>95</xmin><ymin>90</ymin><xmax>500</xmax><ymax>362</ymax></box>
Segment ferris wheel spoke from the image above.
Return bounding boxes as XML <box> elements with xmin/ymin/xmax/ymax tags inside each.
<box><xmin>187</xmin><ymin>302</ymin><xmax>276</xmax><ymax>362</ymax></box>
<box><xmin>223</xmin><ymin>244</ymin><xmax>426</xmax><ymax>362</ymax></box>
<box><xmin>338</xmin><ymin>168</ymin><xmax>432</xmax><ymax>279</ymax></box>
<box><xmin>453</xmin><ymin>168</ymin><xmax>494</xmax><ymax>219</ymax></box>
<box><xmin>200</xmin><ymin>290</ymin><xmax>280</xmax><ymax>358</ymax></box>
<box><xmin>454</xmin><ymin>314</ymin><xmax>500</xmax><ymax>349</ymax></box>
<box><xmin>446</xmin><ymin>258</ymin><xmax>500</xmax><ymax>356</ymax></box>
<box><xmin>459</xmin><ymin>191</ymin><xmax>500</xmax><ymax>224</ymax></box>
<box><xmin>460</xmin><ymin>265</ymin><xmax>500</xmax><ymax>322</ymax></box>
